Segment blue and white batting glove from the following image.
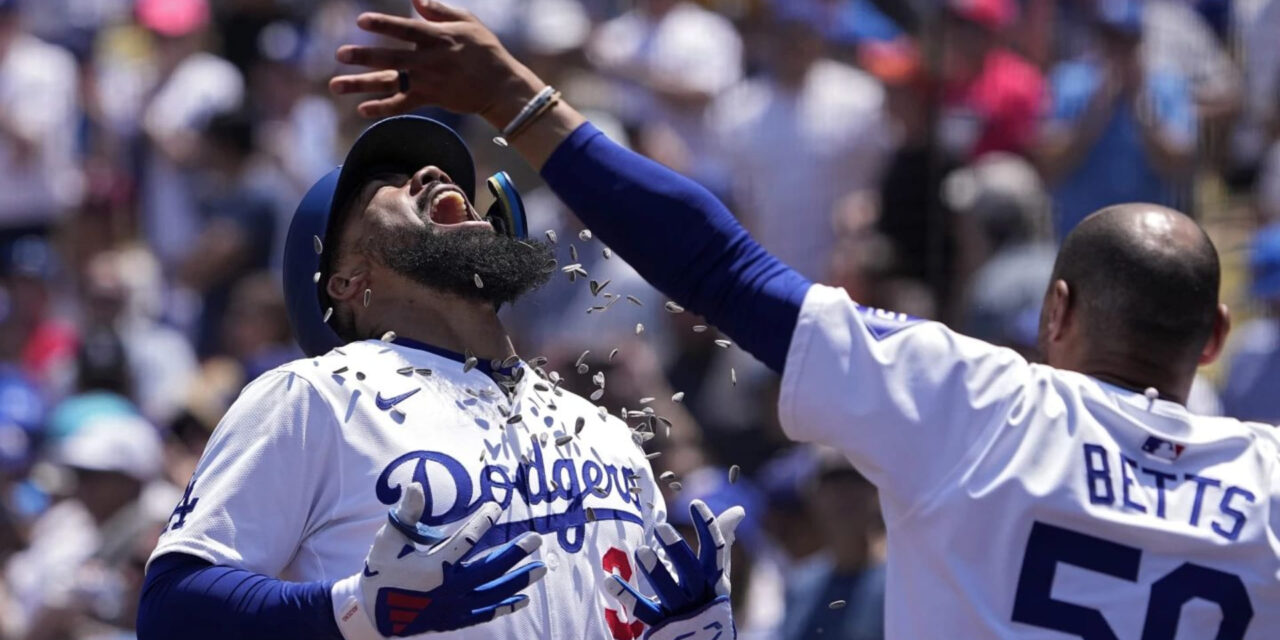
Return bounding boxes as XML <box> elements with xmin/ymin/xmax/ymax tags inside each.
<box><xmin>606</xmin><ymin>500</ymin><xmax>746</xmax><ymax>640</ymax></box>
<box><xmin>332</xmin><ymin>484</ymin><xmax>546</xmax><ymax>639</ymax></box>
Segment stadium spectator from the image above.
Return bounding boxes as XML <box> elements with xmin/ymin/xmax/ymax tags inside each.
<box><xmin>1038</xmin><ymin>0</ymin><xmax>1196</xmax><ymax>239</ymax></box>
<box><xmin>710</xmin><ymin>1</ymin><xmax>891</xmax><ymax>281</ymax></box>
<box><xmin>1221</xmin><ymin>224</ymin><xmax>1280</xmax><ymax>424</ymax></box>
<box><xmin>587</xmin><ymin>0</ymin><xmax>742</xmax><ymax>189</ymax></box>
<box><xmin>0</xmin><ymin>0</ymin><xmax>82</xmax><ymax>247</ymax></box>
<box><xmin>935</xmin><ymin>0</ymin><xmax>1044</xmax><ymax>162</ymax></box>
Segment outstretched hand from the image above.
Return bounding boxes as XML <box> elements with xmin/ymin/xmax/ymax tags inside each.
<box><xmin>329</xmin><ymin>0</ymin><xmax>542</xmax><ymax>120</ymax></box>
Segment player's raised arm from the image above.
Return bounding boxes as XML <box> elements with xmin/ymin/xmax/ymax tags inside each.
<box><xmin>330</xmin><ymin>0</ymin><xmax>810</xmax><ymax>373</ymax></box>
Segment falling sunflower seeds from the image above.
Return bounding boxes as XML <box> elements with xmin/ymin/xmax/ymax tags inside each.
<box><xmin>578</xmin><ymin>229</ymin><xmax>592</xmax><ymax>241</ymax></box>
<box><xmin>381</xmin><ymin>331</ymin><xmax>397</xmax><ymax>342</ymax></box>
<box><xmin>645</xmin><ymin>451</ymin><xmax>662</xmax><ymax>459</ymax></box>
<box><xmin>608</xmin><ymin>348</ymin><xmax>619</xmax><ymax>361</ymax></box>
<box><xmin>664</xmin><ymin>301</ymin><xmax>685</xmax><ymax>313</ymax></box>
<box><xmin>574</xmin><ymin>416</ymin><xmax>585</xmax><ymax>434</ymax></box>
<box><xmin>692</xmin><ymin>324</ymin><xmax>708</xmax><ymax>333</ymax></box>
<box><xmin>415</xmin><ymin>368</ymin><xmax>432</xmax><ymax>376</ymax></box>
<box><xmin>592</xmin><ymin>371</ymin><xmax>605</xmax><ymax>387</ymax></box>
<box><xmin>671</xmin><ymin>391</ymin><xmax>685</xmax><ymax>403</ymax></box>
<box><xmin>714</xmin><ymin>339</ymin><xmax>732</xmax><ymax>349</ymax></box>
<box><xmin>576</xmin><ymin>363</ymin><xmax>589</xmax><ymax>375</ymax></box>
<box><xmin>602</xmin><ymin>247</ymin><xmax>612</xmax><ymax>259</ymax></box>
<box><xmin>313</xmin><ymin>235</ymin><xmax>323</xmax><ymax>254</ymax></box>
<box><xmin>728</xmin><ymin>464</ymin><xmax>741</xmax><ymax>484</ymax></box>
<box><xmin>638</xmin><ymin>397</ymin><xmax>654</xmax><ymax>404</ymax></box>
<box><xmin>731</xmin><ymin>368</ymin><xmax>737</xmax><ymax>386</ymax></box>
<box><xmin>590</xmin><ymin>388</ymin><xmax>605</xmax><ymax>401</ymax></box>
<box><xmin>313</xmin><ymin>271</ymin><xmax>322</xmax><ymax>284</ymax></box>
<box><xmin>474</xmin><ymin>273</ymin><xmax>484</xmax><ymax>289</ymax></box>
<box><xmin>589</xmin><ymin>279</ymin><xmax>611</xmax><ymax>296</ymax></box>
<box><xmin>545</xmin><ymin>230</ymin><xmax>558</xmax><ymax>244</ymax></box>
<box><xmin>635</xmin><ymin>323</ymin><xmax>644</xmax><ymax>335</ymax></box>
<box><xmin>555</xmin><ymin>435</ymin><xmax>573</xmax><ymax>447</ymax></box>
<box><xmin>586</xmin><ymin>507</ymin><xmax>596</xmax><ymax>522</ymax></box>
<box><xmin>333</xmin><ymin>366</ymin><xmax>348</xmax><ymax>375</ymax></box>
<box><xmin>659</xmin><ymin>471</ymin><xmax>676</xmax><ymax>482</ymax></box>
<box><xmin>669</xmin><ymin>481</ymin><xmax>683</xmax><ymax>491</ymax></box>
<box><xmin>569</xmin><ymin>244</ymin><xmax>578</xmax><ymax>261</ymax></box>
<box><xmin>356</xmin><ymin>372</ymin><xmax>366</xmax><ymax>381</ymax></box>
<box><xmin>626</xmin><ymin>295</ymin><xmax>643</xmax><ymax>306</ymax></box>
<box><xmin>397</xmin><ymin>366</ymin><xmax>414</xmax><ymax>375</ymax></box>
<box><xmin>501</xmin><ymin>354</ymin><xmax>521</xmax><ymax>369</ymax></box>
<box><xmin>506</xmin><ymin>414</ymin><xmax>523</xmax><ymax>425</ymax></box>
<box><xmin>828</xmin><ymin>600</ymin><xmax>847</xmax><ymax>610</ymax></box>
<box><xmin>323</xmin><ymin>307</ymin><xmax>334</xmax><ymax>323</ymax></box>
<box><xmin>463</xmin><ymin>356</ymin><xmax>478</xmax><ymax>373</ymax></box>
<box><xmin>363</xmin><ymin>289</ymin><xmax>372</xmax><ymax>308</ymax></box>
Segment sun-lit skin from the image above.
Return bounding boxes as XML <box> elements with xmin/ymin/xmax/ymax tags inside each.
<box><xmin>323</xmin><ymin>165</ymin><xmax>517</xmax><ymax>364</ymax></box>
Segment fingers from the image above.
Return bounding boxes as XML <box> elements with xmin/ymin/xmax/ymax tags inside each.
<box><xmin>654</xmin><ymin>523</ymin><xmax>702</xmax><ymax>600</ymax></box>
<box><xmin>433</xmin><ymin>502</ymin><xmax>502</xmax><ymax>565</ymax></box>
<box><xmin>469</xmin><ymin>594</ymin><xmax>531</xmax><ymax>624</ymax></box>
<box><xmin>472</xmin><ymin>560</ymin><xmax>547</xmax><ymax>602</ymax></box>
<box><xmin>354</xmin><ymin>12</ymin><xmax>441</xmax><ymax>46</ymax></box>
<box><xmin>461</xmin><ymin>532</ymin><xmax>542</xmax><ymax>586</ymax></box>
<box><xmin>336</xmin><ymin>45</ymin><xmax>422</xmax><ymax>70</ymax></box>
<box><xmin>635</xmin><ymin>545</ymin><xmax>691</xmax><ymax>613</ymax></box>
<box><xmin>689</xmin><ymin>500</ymin><xmax>724</xmax><ymax>580</ymax></box>
<box><xmin>330</xmin><ymin>69</ymin><xmax>401</xmax><ymax>96</ymax></box>
<box><xmin>605</xmin><ymin>574</ymin><xmax>665</xmax><ymax>627</ymax></box>
<box><xmin>414</xmin><ymin>0</ymin><xmax>472</xmax><ymax>22</ymax></box>
<box><xmin>715</xmin><ymin>506</ymin><xmax>746</xmax><ymax>546</ymax></box>
<box><xmin>357</xmin><ymin>94</ymin><xmax>416</xmax><ymax>119</ymax></box>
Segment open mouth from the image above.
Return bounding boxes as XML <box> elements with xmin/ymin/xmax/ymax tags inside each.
<box><xmin>425</xmin><ymin>184</ymin><xmax>477</xmax><ymax>226</ymax></box>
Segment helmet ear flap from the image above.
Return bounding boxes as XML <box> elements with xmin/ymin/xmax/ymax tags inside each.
<box><xmin>484</xmin><ymin>172</ymin><xmax>528</xmax><ymax>240</ymax></box>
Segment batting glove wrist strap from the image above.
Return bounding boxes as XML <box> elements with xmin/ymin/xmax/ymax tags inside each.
<box><xmin>642</xmin><ymin>595</ymin><xmax>735</xmax><ymax>640</ymax></box>
<box><xmin>331</xmin><ymin>484</ymin><xmax>546</xmax><ymax>638</ymax></box>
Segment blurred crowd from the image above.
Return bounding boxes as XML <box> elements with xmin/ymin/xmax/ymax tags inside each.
<box><xmin>0</xmin><ymin>0</ymin><xmax>1277</xmax><ymax>637</ymax></box>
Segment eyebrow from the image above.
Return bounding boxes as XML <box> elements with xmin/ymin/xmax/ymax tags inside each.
<box><xmin>351</xmin><ymin>172</ymin><xmax>410</xmax><ymax>216</ymax></box>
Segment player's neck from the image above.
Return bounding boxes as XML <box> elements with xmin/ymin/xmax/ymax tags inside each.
<box><xmin>362</xmin><ymin>284</ymin><xmax>516</xmax><ymax>364</ymax></box>
<box><xmin>1078</xmin><ymin>359</ymin><xmax>1192</xmax><ymax>406</ymax></box>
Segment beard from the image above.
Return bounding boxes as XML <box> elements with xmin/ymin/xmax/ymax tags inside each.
<box><xmin>366</xmin><ymin>225</ymin><xmax>554</xmax><ymax>306</ymax></box>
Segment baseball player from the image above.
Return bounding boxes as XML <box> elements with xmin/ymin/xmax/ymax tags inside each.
<box><xmin>137</xmin><ymin>114</ymin><xmax>745</xmax><ymax>638</ymax></box>
<box><xmin>328</xmin><ymin>1</ymin><xmax>1280</xmax><ymax>637</ymax></box>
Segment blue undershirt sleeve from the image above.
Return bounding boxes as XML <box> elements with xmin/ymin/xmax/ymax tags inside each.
<box><xmin>137</xmin><ymin>552</ymin><xmax>343</xmax><ymax>640</ymax></box>
<box><xmin>539</xmin><ymin>123</ymin><xmax>813</xmax><ymax>373</ymax></box>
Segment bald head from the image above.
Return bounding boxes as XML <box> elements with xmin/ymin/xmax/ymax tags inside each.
<box><xmin>1048</xmin><ymin>204</ymin><xmax>1220</xmax><ymax>367</ymax></box>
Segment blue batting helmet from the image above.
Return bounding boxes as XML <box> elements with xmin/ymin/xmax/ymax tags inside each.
<box><xmin>283</xmin><ymin>116</ymin><xmax>528</xmax><ymax>357</ymax></box>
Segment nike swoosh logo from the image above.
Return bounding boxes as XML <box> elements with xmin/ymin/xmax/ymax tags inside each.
<box><xmin>375</xmin><ymin>388</ymin><xmax>421</xmax><ymax>411</ymax></box>
<box><xmin>363</xmin><ymin>562</ymin><xmax>379</xmax><ymax>578</ymax></box>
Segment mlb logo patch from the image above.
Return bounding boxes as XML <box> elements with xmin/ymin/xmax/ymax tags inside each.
<box><xmin>857</xmin><ymin>305</ymin><xmax>923</xmax><ymax>341</ymax></box>
<box><xmin>1140</xmin><ymin>436</ymin><xmax>1186</xmax><ymax>461</ymax></box>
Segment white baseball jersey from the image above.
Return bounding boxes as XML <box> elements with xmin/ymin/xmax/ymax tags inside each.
<box><xmin>151</xmin><ymin>339</ymin><xmax>667</xmax><ymax>639</ymax></box>
<box><xmin>780</xmin><ymin>284</ymin><xmax>1280</xmax><ymax>639</ymax></box>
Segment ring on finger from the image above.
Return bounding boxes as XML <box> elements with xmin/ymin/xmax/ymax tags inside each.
<box><xmin>397</xmin><ymin>69</ymin><xmax>410</xmax><ymax>93</ymax></box>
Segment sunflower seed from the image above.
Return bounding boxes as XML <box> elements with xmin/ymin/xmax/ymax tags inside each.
<box><xmin>313</xmin><ymin>271</ymin><xmax>322</xmax><ymax>283</ymax></box>
<box><xmin>323</xmin><ymin>307</ymin><xmax>334</xmax><ymax>323</ymax></box>
<box><xmin>569</xmin><ymin>244</ymin><xmax>578</xmax><ymax>261</ymax></box>
<box><xmin>627</xmin><ymin>410</ymin><xmax>647</xmax><ymax>419</ymax></box>
<box><xmin>659</xmin><ymin>471</ymin><xmax>677</xmax><ymax>482</ymax></box>
<box><xmin>415</xmin><ymin>368</ymin><xmax>432</xmax><ymax>376</ymax></box>
<box><xmin>592</xmin><ymin>371</ymin><xmax>605</xmax><ymax>387</ymax></box>
<box><xmin>669</xmin><ymin>481</ymin><xmax>682</xmax><ymax>491</ymax></box>
<box><xmin>549</xmin><ymin>371</ymin><xmax>561</xmax><ymax>383</ymax></box>
<box><xmin>507</xmin><ymin>414</ymin><xmax>523</xmax><ymax>424</ymax></box>
<box><xmin>664</xmin><ymin>301</ymin><xmax>685</xmax><ymax>313</ymax></box>
<box><xmin>560</xmin><ymin>263</ymin><xmax>582</xmax><ymax>273</ymax></box>
<box><xmin>729</xmin><ymin>464</ymin><xmax>740</xmax><ymax>484</ymax></box>
<box><xmin>541</xmin><ymin>259</ymin><xmax>558</xmax><ymax>273</ymax></box>
<box><xmin>576</xmin><ymin>350</ymin><xmax>593</xmax><ymax>367</ymax></box>
<box><xmin>671</xmin><ymin>391</ymin><xmax>684</xmax><ymax>403</ymax></box>
<box><xmin>573</xmin><ymin>266</ymin><xmax>589</xmax><ymax>278</ymax></box>
<box><xmin>474</xmin><ymin>273</ymin><xmax>484</xmax><ymax>288</ymax></box>
<box><xmin>731</xmin><ymin>368</ymin><xmax>737</xmax><ymax>386</ymax></box>
<box><xmin>586</xmin><ymin>507</ymin><xmax>596</xmax><ymax>522</ymax></box>
<box><xmin>639</xmin><ymin>397</ymin><xmax>654</xmax><ymax>404</ymax></box>
<box><xmin>381</xmin><ymin>331</ymin><xmax>397</xmax><ymax>342</ymax></box>
<box><xmin>626</xmin><ymin>295</ymin><xmax>643</xmax><ymax>306</ymax></box>
<box><xmin>397</xmin><ymin>366</ymin><xmax>414</xmax><ymax>375</ymax></box>
<box><xmin>363</xmin><ymin>289</ymin><xmax>372</xmax><ymax>308</ymax></box>
<box><xmin>356</xmin><ymin>371</ymin><xmax>366</xmax><ymax>381</ymax></box>
<box><xmin>602</xmin><ymin>247</ymin><xmax>612</xmax><ymax>259</ymax></box>
<box><xmin>714</xmin><ymin>339</ymin><xmax>732</xmax><ymax>349</ymax></box>
<box><xmin>333</xmin><ymin>366</ymin><xmax>348</xmax><ymax>374</ymax></box>
<box><xmin>589</xmin><ymin>388</ymin><xmax>605</xmax><ymax>401</ymax></box>
<box><xmin>546</xmin><ymin>230</ymin><xmax>558</xmax><ymax>244</ymax></box>
<box><xmin>828</xmin><ymin>600</ymin><xmax>847</xmax><ymax>610</ymax></box>
<box><xmin>692</xmin><ymin>324</ymin><xmax>708</xmax><ymax>333</ymax></box>
<box><xmin>555</xmin><ymin>435</ymin><xmax>573</xmax><ymax>447</ymax></box>
<box><xmin>533</xmin><ymin>382</ymin><xmax>550</xmax><ymax>392</ymax></box>
<box><xmin>589</xmin><ymin>279</ymin><xmax>611</xmax><ymax>296</ymax></box>
<box><xmin>645</xmin><ymin>451</ymin><xmax>662</xmax><ymax>459</ymax></box>
<box><xmin>463</xmin><ymin>356</ymin><xmax>478</xmax><ymax>373</ymax></box>
<box><xmin>529</xmin><ymin>356</ymin><xmax>548</xmax><ymax>368</ymax></box>
<box><xmin>575</xmin><ymin>416</ymin><xmax>585</xmax><ymax>433</ymax></box>
<box><xmin>501</xmin><ymin>354</ymin><xmax>521</xmax><ymax>369</ymax></box>
<box><xmin>313</xmin><ymin>235</ymin><xmax>323</xmax><ymax>254</ymax></box>
<box><xmin>578</xmin><ymin>229</ymin><xmax>593</xmax><ymax>241</ymax></box>
<box><xmin>609</xmin><ymin>348</ymin><xmax>619</xmax><ymax>361</ymax></box>
<box><xmin>576</xmin><ymin>363</ymin><xmax>589</xmax><ymax>375</ymax></box>
<box><xmin>635</xmin><ymin>323</ymin><xmax>644</xmax><ymax>335</ymax></box>
<box><xmin>496</xmin><ymin>404</ymin><xmax>510</xmax><ymax>417</ymax></box>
